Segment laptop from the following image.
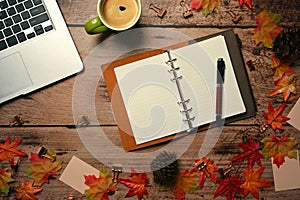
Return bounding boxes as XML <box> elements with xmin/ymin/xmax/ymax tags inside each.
<box><xmin>0</xmin><ymin>0</ymin><xmax>83</xmax><ymax>104</ymax></box>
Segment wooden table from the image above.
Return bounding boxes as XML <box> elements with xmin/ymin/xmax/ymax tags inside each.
<box><xmin>1</xmin><ymin>0</ymin><xmax>300</xmax><ymax>199</ymax></box>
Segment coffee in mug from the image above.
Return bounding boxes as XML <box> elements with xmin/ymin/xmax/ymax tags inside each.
<box><xmin>85</xmin><ymin>0</ymin><xmax>141</xmax><ymax>34</ymax></box>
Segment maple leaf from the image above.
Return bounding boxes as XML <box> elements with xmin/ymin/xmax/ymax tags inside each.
<box><xmin>25</xmin><ymin>152</ymin><xmax>62</xmax><ymax>186</ymax></box>
<box><xmin>190</xmin><ymin>0</ymin><xmax>220</xmax><ymax>16</ymax></box>
<box><xmin>0</xmin><ymin>168</ymin><xmax>14</xmax><ymax>195</ymax></box>
<box><xmin>0</xmin><ymin>137</ymin><xmax>28</xmax><ymax>164</ymax></box>
<box><xmin>173</xmin><ymin>169</ymin><xmax>198</xmax><ymax>200</ymax></box>
<box><xmin>238</xmin><ymin>0</ymin><xmax>253</xmax><ymax>9</ymax></box>
<box><xmin>214</xmin><ymin>174</ymin><xmax>245</xmax><ymax>200</ymax></box>
<box><xmin>271</xmin><ymin>56</ymin><xmax>296</xmax><ymax>77</ymax></box>
<box><xmin>15</xmin><ymin>180</ymin><xmax>42</xmax><ymax>200</ymax></box>
<box><xmin>268</xmin><ymin>74</ymin><xmax>297</xmax><ymax>101</ymax></box>
<box><xmin>261</xmin><ymin>134</ymin><xmax>298</xmax><ymax>168</ymax></box>
<box><xmin>118</xmin><ymin>168</ymin><xmax>150</xmax><ymax>200</ymax></box>
<box><xmin>232</xmin><ymin>138</ymin><xmax>264</xmax><ymax>170</ymax></box>
<box><xmin>253</xmin><ymin>11</ymin><xmax>283</xmax><ymax>48</ymax></box>
<box><xmin>194</xmin><ymin>157</ymin><xmax>218</xmax><ymax>187</ymax></box>
<box><xmin>241</xmin><ymin>168</ymin><xmax>272</xmax><ymax>199</ymax></box>
<box><xmin>262</xmin><ymin>102</ymin><xmax>290</xmax><ymax>130</ymax></box>
<box><xmin>83</xmin><ymin>168</ymin><xmax>117</xmax><ymax>200</ymax></box>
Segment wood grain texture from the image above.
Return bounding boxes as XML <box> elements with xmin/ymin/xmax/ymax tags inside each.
<box><xmin>1</xmin><ymin>126</ymin><xmax>300</xmax><ymax>199</ymax></box>
<box><xmin>0</xmin><ymin>0</ymin><xmax>300</xmax><ymax>199</ymax></box>
<box><xmin>0</xmin><ymin>28</ymin><xmax>299</xmax><ymax>126</ymax></box>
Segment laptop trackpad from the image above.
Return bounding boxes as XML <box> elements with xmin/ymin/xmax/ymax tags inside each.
<box><xmin>0</xmin><ymin>53</ymin><xmax>33</xmax><ymax>98</ymax></box>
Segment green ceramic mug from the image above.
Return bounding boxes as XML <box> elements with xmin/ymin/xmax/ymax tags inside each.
<box><xmin>85</xmin><ymin>0</ymin><xmax>142</xmax><ymax>34</ymax></box>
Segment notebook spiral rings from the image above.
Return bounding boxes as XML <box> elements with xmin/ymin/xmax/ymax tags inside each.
<box><xmin>165</xmin><ymin>50</ymin><xmax>195</xmax><ymax>132</ymax></box>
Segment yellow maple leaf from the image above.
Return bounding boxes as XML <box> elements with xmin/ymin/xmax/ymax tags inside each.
<box><xmin>253</xmin><ymin>11</ymin><xmax>283</xmax><ymax>48</ymax></box>
<box><xmin>190</xmin><ymin>0</ymin><xmax>220</xmax><ymax>16</ymax></box>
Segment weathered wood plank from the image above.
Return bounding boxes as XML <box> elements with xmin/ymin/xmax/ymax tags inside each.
<box><xmin>0</xmin><ymin>126</ymin><xmax>300</xmax><ymax>199</ymax></box>
<box><xmin>57</xmin><ymin>0</ymin><xmax>300</xmax><ymax>26</ymax></box>
<box><xmin>0</xmin><ymin>27</ymin><xmax>299</xmax><ymax>126</ymax></box>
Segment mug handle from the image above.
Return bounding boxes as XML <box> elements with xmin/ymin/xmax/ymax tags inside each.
<box><xmin>85</xmin><ymin>16</ymin><xmax>109</xmax><ymax>34</ymax></box>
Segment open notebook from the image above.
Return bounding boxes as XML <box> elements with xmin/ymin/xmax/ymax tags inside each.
<box><xmin>103</xmin><ymin>30</ymin><xmax>256</xmax><ymax>150</ymax></box>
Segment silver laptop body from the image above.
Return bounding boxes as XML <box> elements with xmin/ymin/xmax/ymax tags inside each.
<box><xmin>0</xmin><ymin>0</ymin><xmax>83</xmax><ymax>104</ymax></box>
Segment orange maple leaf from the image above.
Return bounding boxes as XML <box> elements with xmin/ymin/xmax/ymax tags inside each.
<box><xmin>25</xmin><ymin>152</ymin><xmax>62</xmax><ymax>186</ymax></box>
<box><xmin>241</xmin><ymin>168</ymin><xmax>273</xmax><ymax>199</ymax></box>
<box><xmin>253</xmin><ymin>11</ymin><xmax>283</xmax><ymax>48</ymax></box>
<box><xmin>262</xmin><ymin>102</ymin><xmax>290</xmax><ymax>130</ymax></box>
<box><xmin>194</xmin><ymin>157</ymin><xmax>218</xmax><ymax>187</ymax></box>
<box><xmin>15</xmin><ymin>180</ymin><xmax>42</xmax><ymax>200</ymax></box>
<box><xmin>0</xmin><ymin>137</ymin><xmax>27</xmax><ymax>164</ymax></box>
<box><xmin>190</xmin><ymin>0</ymin><xmax>220</xmax><ymax>16</ymax></box>
<box><xmin>268</xmin><ymin>74</ymin><xmax>297</xmax><ymax>101</ymax></box>
<box><xmin>262</xmin><ymin>134</ymin><xmax>298</xmax><ymax>168</ymax></box>
<box><xmin>173</xmin><ymin>169</ymin><xmax>198</xmax><ymax>200</ymax></box>
<box><xmin>84</xmin><ymin>168</ymin><xmax>117</xmax><ymax>200</ymax></box>
<box><xmin>271</xmin><ymin>56</ymin><xmax>296</xmax><ymax>77</ymax></box>
<box><xmin>118</xmin><ymin>168</ymin><xmax>150</xmax><ymax>200</ymax></box>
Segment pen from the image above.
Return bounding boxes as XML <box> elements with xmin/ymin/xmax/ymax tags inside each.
<box><xmin>216</xmin><ymin>58</ymin><xmax>225</xmax><ymax>123</ymax></box>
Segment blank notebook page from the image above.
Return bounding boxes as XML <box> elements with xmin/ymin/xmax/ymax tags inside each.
<box><xmin>114</xmin><ymin>35</ymin><xmax>245</xmax><ymax>144</ymax></box>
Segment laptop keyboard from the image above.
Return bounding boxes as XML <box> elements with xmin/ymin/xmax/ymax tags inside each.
<box><xmin>0</xmin><ymin>0</ymin><xmax>54</xmax><ymax>51</ymax></box>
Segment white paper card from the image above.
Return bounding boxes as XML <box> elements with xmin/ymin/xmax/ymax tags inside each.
<box><xmin>272</xmin><ymin>151</ymin><xmax>300</xmax><ymax>191</ymax></box>
<box><xmin>288</xmin><ymin>98</ymin><xmax>300</xmax><ymax>131</ymax></box>
<box><xmin>59</xmin><ymin>156</ymin><xmax>99</xmax><ymax>194</ymax></box>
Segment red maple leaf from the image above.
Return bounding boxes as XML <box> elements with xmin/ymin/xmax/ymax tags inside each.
<box><xmin>118</xmin><ymin>168</ymin><xmax>151</xmax><ymax>200</ymax></box>
<box><xmin>0</xmin><ymin>137</ymin><xmax>27</xmax><ymax>164</ymax></box>
<box><xmin>241</xmin><ymin>168</ymin><xmax>272</xmax><ymax>199</ymax></box>
<box><xmin>214</xmin><ymin>174</ymin><xmax>244</xmax><ymax>200</ymax></box>
<box><xmin>231</xmin><ymin>138</ymin><xmax>264</xmax><ymax>170</ymax></box>
<box><xmin>173</xmin><ymin>169</ymin><xmax>198</xmax><ymax>200</ymax></box>
<box><xmin>194</xmin><ymin>157</ymin><xmax>218</xmax><ymax>187</ymax></box>
<box><xmin>262</xmin><ymin>134</ymin><xmax>298</xmax><ymax>168</ymax></box>
<box><xmin>268</xmin><ymin>74</ymin><xmax>297</xmax><ymax>101</ymax></box>
<box><xmin>238</xmin><ymin>0</ymin><xmax>253</xmax><ymax>9</ymax></box>
<box><xmin>262</xmin><ymin>102</ymin><xmax>290</xmax><ymax>130</ymax></box>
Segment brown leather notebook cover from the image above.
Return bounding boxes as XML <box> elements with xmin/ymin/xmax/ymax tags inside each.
<box><xmin>102</xmin><ymin>29</ymin><xmax>256</xmax><ymax>151</ymax></box>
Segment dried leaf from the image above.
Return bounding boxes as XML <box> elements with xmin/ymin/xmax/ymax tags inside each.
<box><xmin>194</xmin><ymin>157</ymin><xmax>218</xmax><ymax>187</ymax></box>
<box><xmin>253</xmin><ymin>11</ymin><xmax>283</xmax><ymax>48</ymax></box>
<box><xmin>0</xmin><ymin>137</ymin><xmax>27</xmax><ymax>164</ymax></box>
<box><xmin>118</xmin><ymin>168</ymin><xmax>150</xmax><ymax>200</ymax></box>
<box><xmin>25</xmin><ymin>152</ymin><xmax>62</xmax><ymax>186</ymax></box>
<box><xmin>241</xmin><ymin>168</ymin><xmax>272</xmax><ymax>199</ymax></box>
<box><xmin>268</xmin><ymin>74</ymin><xmax>297</xmax><ymax>101</ymax></box>
<box><xmin>232</xmin><ymin>138</ymin><xmax>264</xmax><ymax>170</ymax></box>
<box><xmin>238</xmin><ymin>0</ymin><xmax>253</xmax><ymax>9</ymax></box>
<box><xmin>15</xmin><ymin>180</ymin><xmax>42</xmax><ymax>200</ymax></box>
<box><xmin>271</xmin><ymin>56</ymin><xmax>296</xmax><ymax>77</ymax></box>
<box><xmin>262</xmin><ymin>134</ymin><xmax>298</xmax><ymax>168</ymax></box>
<box><xmin>214</xmin><ymin>174</ymin><xmax>245</xmax><ymax>200</ymax></box>
<box><xmin>262</xmin><ymin>102</ymin><xmax>290</xmax><ymax>130</ymax></box>
<box><xmin>190</xmin><ymin>0</ymin><xmax>220</xmax><ymax>16</ymax></box>
<box><xmin>0</xmin><ymin>168</ymin><xmax>14</xmax><ymax>195</ymax></box>
<box><xmin>173</xmin><ymin>169</ymin><xmax>198</xmax><ymax>200</ymax></box>
<box><xmin>83</xmin><ymin>168</ymin><xmax>117</xmax><ymax>200</ymax></box>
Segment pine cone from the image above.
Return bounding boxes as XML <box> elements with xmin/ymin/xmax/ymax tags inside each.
<box><xmin>151</xmin><ymin>151</ymin><xmax>178</xmax><ymax>187</ymax></box>
<box><xmin>273</xmin><ymin>26</ymin><xmax>300</xmax><ymax>62</ymax></box>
